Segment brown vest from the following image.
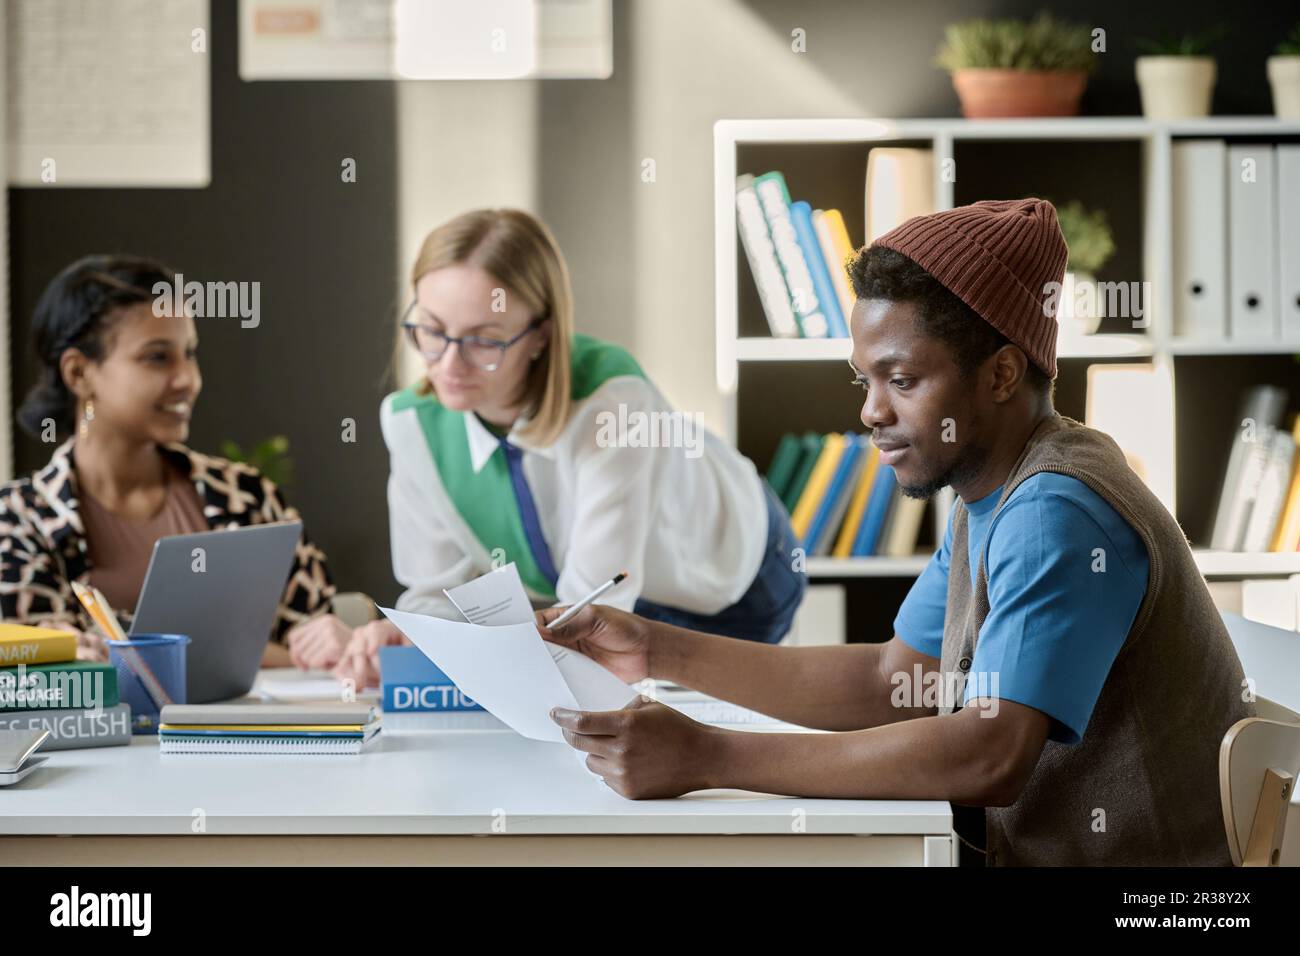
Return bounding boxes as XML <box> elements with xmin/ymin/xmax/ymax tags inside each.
<box><xmin>940</xmin><ymin>412</ymin><xmax>1254</xmax><ymax>866</ymax></box>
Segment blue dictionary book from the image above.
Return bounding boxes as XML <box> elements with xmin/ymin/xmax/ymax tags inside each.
<box><xmin>851</xmin><ymin>464</ymin><xmax>898</xmax><ymax>556</ymax></box>
<box><xmin>380</xmin><ymin>645</ymin><xmax>484</xmax><ymax>713</ymax></box>
<box><xmin>789</xmin><ymin>200</ymin><xmax>848</xmax><ymax>337</ymax></box>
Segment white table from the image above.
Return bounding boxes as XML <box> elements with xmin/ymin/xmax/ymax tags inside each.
<box><xmin>0</xmin><ymin>728</ymin><xmax>955</xmax><ymax>865</ymax></box>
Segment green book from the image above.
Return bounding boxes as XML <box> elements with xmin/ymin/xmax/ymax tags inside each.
<box><xmin>0</xmin><ymin>659</ymin><xmax>119</xmax><ymax>712</ymax></box>
<box><xmin>764</xmin><ymin>433</ymin><xmax>802</xmax><ymax>500</ymax></box>
<box><xmin>780</xmin><ymin>433</ymin><xmax>826</xmax><ymax>513</ymax></box>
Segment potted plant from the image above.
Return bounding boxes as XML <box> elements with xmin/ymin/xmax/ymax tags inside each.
<box><xmin>1268</xmin><ymin>22</ymin><xmax>1300</xmax><ymax>119</ymax></box>
<box><xmin>220</xmin><ymin>435</ymin><xmax>294</xmax><ymax>489</ymax></box>
<box><xmin>934</xmin><ymin>13</ymin><xmax>1096</xmax><ymax>118</ymax></box>
<box><xmin>1053</xmin><ymin>200</ymin><xmax>1116</xmax><ymax>336</ymax></box>
<box><xmin>1134</xmin><ymin>28</ymin><xmax>1223</xmax><ymax>119</ymax></box>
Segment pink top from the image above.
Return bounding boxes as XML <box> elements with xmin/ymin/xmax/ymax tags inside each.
<box><xmin>80</xmin><ymin>466</ymin><xmax>209</xmax><ymax>613</ymax></box>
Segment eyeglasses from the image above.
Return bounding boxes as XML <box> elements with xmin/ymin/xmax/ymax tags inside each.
<box><xmin>401</xmin><ymin>302</ymin><xmax>546</xmax><ymax>372</ymax></box>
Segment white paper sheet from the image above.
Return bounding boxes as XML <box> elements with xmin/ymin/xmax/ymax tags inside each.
<box><xmin>383</xmin><ymin>564</ymin><xmax>637</xmax><ymax>742</ymax></box>
<box><xmin>443</xmin><ymin>563</ymin><xmax>535</xmax><ymax>626</ymax></box>
<box><xmin>380</xmin><ymin>609</ymin><xmax>575</xmax><ymax>742</ymax></box>
<box><xmin>381</xmin><ymin>607</ymin><xmax>638</xmax><ymax>743</ymax></box>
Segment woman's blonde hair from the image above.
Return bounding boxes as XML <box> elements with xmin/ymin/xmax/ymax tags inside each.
<box><xmin>404</xmin><ymin>208</ymin><xmax>574</xmax><ymax>446</ymax></box>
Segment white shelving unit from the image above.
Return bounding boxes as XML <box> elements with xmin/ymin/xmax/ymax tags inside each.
<box><xmin>715</xmin><ymin>115</ymin><xmax>1300</xmax><ymax>582</ymax></box>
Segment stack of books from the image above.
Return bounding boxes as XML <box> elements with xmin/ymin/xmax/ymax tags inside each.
<box><xmin>380</xmin><ymin>645</ymin><xmax>503</xmax><ymax>732</ymax></box>
<box><xmin>158</xmin><ymin>702</ymin><xmax>381</xmax><ymax>754</ymax></box>
<box><xmin>0</xmin><ymin>623</ymin><xmax>131</xmax><ymax>750</ymax></box>
<box><xmin>1210</xmin><ymin>385</ymin><xmax>1300</xmax><ymax>552</ymax></box>
<box><xmin>766</xmin><ymin>432</ymin><xmax>926</xmax><ymax>558</ymax></box>
<box><xmin>736</xmin><ymin>170</ymin><xmax>855</xmax><ymax>339</ymax></box>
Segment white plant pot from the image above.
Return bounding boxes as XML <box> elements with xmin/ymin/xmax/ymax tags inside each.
<box><xmin>1057</xmin><ymin>271</ymin><xmax>1103</xmax><ymax>337</ymax></box>
<box><xmin>1135</xmin><ymin>56</ymin><xmax>1216</xmax><ymax>119</ymax></box>
<box><xmin>1268</xmin><ymin>55</ymin><xmax>1300</xmax><ymax>119</ymax></box>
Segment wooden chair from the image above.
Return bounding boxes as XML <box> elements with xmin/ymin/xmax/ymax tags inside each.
<box><xmin>1219</xmin><ymin>696</ymin><xmax>1300</xmax><ymax>866</ymax></box>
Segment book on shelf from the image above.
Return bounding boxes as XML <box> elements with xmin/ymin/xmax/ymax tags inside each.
<box><xmin>1271</xmin><ymin>416</ymin><xmax>1300</xmax><ymax>551</ymax></box>
<box><xmin>736</xmin><ymin>169</ymin><xmax>855</xmax><ymax>339</ymax></box>
<box><xmin>736</xmin><ymin>174</ymin><xmax>799</xmax><ymax>338</ymax></box>
<box><xmin>852</xmin><ymin>456</ymin><xmax>899</xmax><ymax>556</ymax></box>
<box><xmin>1209</xmin><ymin>384</ymin><xmax>1300</xmax><ymax>553</ymax></box>
<box><xmin>789</xmin><ymin>432</ymin><xmax>845</xmax><ymax>542</ymax></box>
<box><xmin>790</xmin><ymin>200</ymin><xmax>849</xmax><ymax>337</ymax></box>
<box><xmin>765</xmin><ymin>431</ymin><xmax>926</xmax><ymax>559</ymax></box>
<box><xmin>813</xmin><ymin>208</ymin><xmax>856</xmax><ymax>319</ymax></box>
<box><xmin>833</xmin><ymin>440</ymin><xmax>880</xmax><ymax>557</ymax></box>
<box><xmin>808</xmin><ymin>435</ymin><xmax>868</xmax><ymax>555</ymax></box>
<box><xmin>764</xmin><ymin>433</ymin><xmax>803</xmax><ymax>501</ymax></box>
<box><xmin>864</xmin><ymin>147</ymin><xmax>935</xmax><ymax>244</ymax></box>
<box><xmin>777</xmin><ymin>432</ymin><xmax>825</xmax><ymax>514</ymax></box>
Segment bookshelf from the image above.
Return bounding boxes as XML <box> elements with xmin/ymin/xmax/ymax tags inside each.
<box><xmin>715</xmin><ymin>116</ymin><xmax>1300</xmax><ymax>592</ymax></box>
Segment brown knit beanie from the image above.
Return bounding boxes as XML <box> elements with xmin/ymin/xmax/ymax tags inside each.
<box><xmin>871</xmin><ymin>198</ymin><xmax>1068</xmax><ymax>379</ymax></box>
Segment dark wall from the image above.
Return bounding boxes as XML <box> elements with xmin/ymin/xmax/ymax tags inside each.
<box><xmin>7</xmin><ymin>1</ymin><xmax>400</xmax><ymax>602</ymax></box>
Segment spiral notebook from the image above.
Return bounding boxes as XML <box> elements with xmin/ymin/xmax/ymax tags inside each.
<box><xmin>159</xmin><ymin>733</ymin><xmax>378</xmax><ymax>755</ymax></box>
<box><xmin>158</xmin><ymin>702</ymin><xmax>380</xmax><ymax>755</ymax></box>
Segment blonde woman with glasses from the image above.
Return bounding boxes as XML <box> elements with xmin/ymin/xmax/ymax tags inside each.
<box><xmin>329</xmin><ymin>209</ymin><xmax>804</xmax><ymax>687</ymax></box>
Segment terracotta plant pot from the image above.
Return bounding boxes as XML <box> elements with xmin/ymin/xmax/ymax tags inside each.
<box><xmin>950</xmin><ymin>68</ymin><xmax>1087</xmax><ymax>118</ymax></box>
<box><xmin>1135</xmin><ymin>56</ymin><xmax>1215</xmax><ymax>119</ymax></box>
<box><xmin>1268</xmin><ymin>56</ymin><xmax>1300</xmax><ymax>119</ymax></box>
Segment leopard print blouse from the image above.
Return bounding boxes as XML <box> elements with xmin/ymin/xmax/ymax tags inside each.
<box><xmin>0</xmin><ymin>439</ymin><xmax>335</xmax><ymax>642</ymax></box>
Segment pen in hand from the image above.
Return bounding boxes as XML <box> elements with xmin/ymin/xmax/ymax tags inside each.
<box><xmin>545</xmin><ymin>572</ymin><xmax>629</xmax><ymax>631</ymax></box>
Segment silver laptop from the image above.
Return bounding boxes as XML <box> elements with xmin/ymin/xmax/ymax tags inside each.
<box><xmin>130</xmin><ymin>521</ymin><xmax>303</xmax><ymax>703</ymax></box>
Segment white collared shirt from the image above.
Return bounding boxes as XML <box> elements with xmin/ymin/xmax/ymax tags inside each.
<box><xmin>380</xmin><ymin>374</ymin><xmax>768</xmax><ymax>620</ymax></box>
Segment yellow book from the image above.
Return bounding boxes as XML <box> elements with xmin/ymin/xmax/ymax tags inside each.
<box><xmin>159</xmin><ymin>724</ymin><xmax>368</xmax><ymax>732</ymax></box>
<box><xmin>833</xmin><ymin>445</ymin><xmax>881</xmax><ymax>557</ymax></box>
<box><xmin>823</xmin><ymin>208</ymin><xmax>857</xmax><ymax>300</ymax></box>
<box><xmin>0</xmin><ymin>623</ymin><xmax>77</xmax><ymax>667</ymax></box>
<box><xmin>813</xmin><ymin>209</ymin><xmax>855</xmax><ymax>318</ymax></box>
<box><xmin>1270</xmin><ymin>415</ymin><xmax>1300</xmax><ymax>550</ymax></box>
<box><xmin>791</xmin><ymin>434</ymin><xmax>847</xmax><ymax>542</ymax></box>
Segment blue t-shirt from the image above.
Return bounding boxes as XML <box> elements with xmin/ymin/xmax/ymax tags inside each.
<box><xmin>893</xmin><ymin>473</ymin><xmax>1149</xmax><ymax>745</ymax></box>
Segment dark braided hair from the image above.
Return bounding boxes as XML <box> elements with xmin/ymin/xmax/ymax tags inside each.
<box><xmin>17</xmin><ymin>254</ymin><xmax>177</xmax><ymax>439</ymax></box>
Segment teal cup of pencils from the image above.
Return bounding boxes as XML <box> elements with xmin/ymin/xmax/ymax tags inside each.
<box><xmin>107</xmin><ymin>634</ymin><xmax>190</xmax><ymax>735</ymax></box>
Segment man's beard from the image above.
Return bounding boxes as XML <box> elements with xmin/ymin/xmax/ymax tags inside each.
<box><xmin>897</xmin><ymin>434</ymin><xmax>991</xmax><ymax>501</ymax></box>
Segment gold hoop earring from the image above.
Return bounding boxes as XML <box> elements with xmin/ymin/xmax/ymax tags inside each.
<box><xmin>80</xmin><ymin>399</ymin><xmax>95</xmax><ymax>438</ymax></box>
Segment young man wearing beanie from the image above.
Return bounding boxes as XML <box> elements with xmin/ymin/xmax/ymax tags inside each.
<box><xmin>539</xmin><ymin>199</ymin><xmax>1254</xmax><ymax>867</ymax></box>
